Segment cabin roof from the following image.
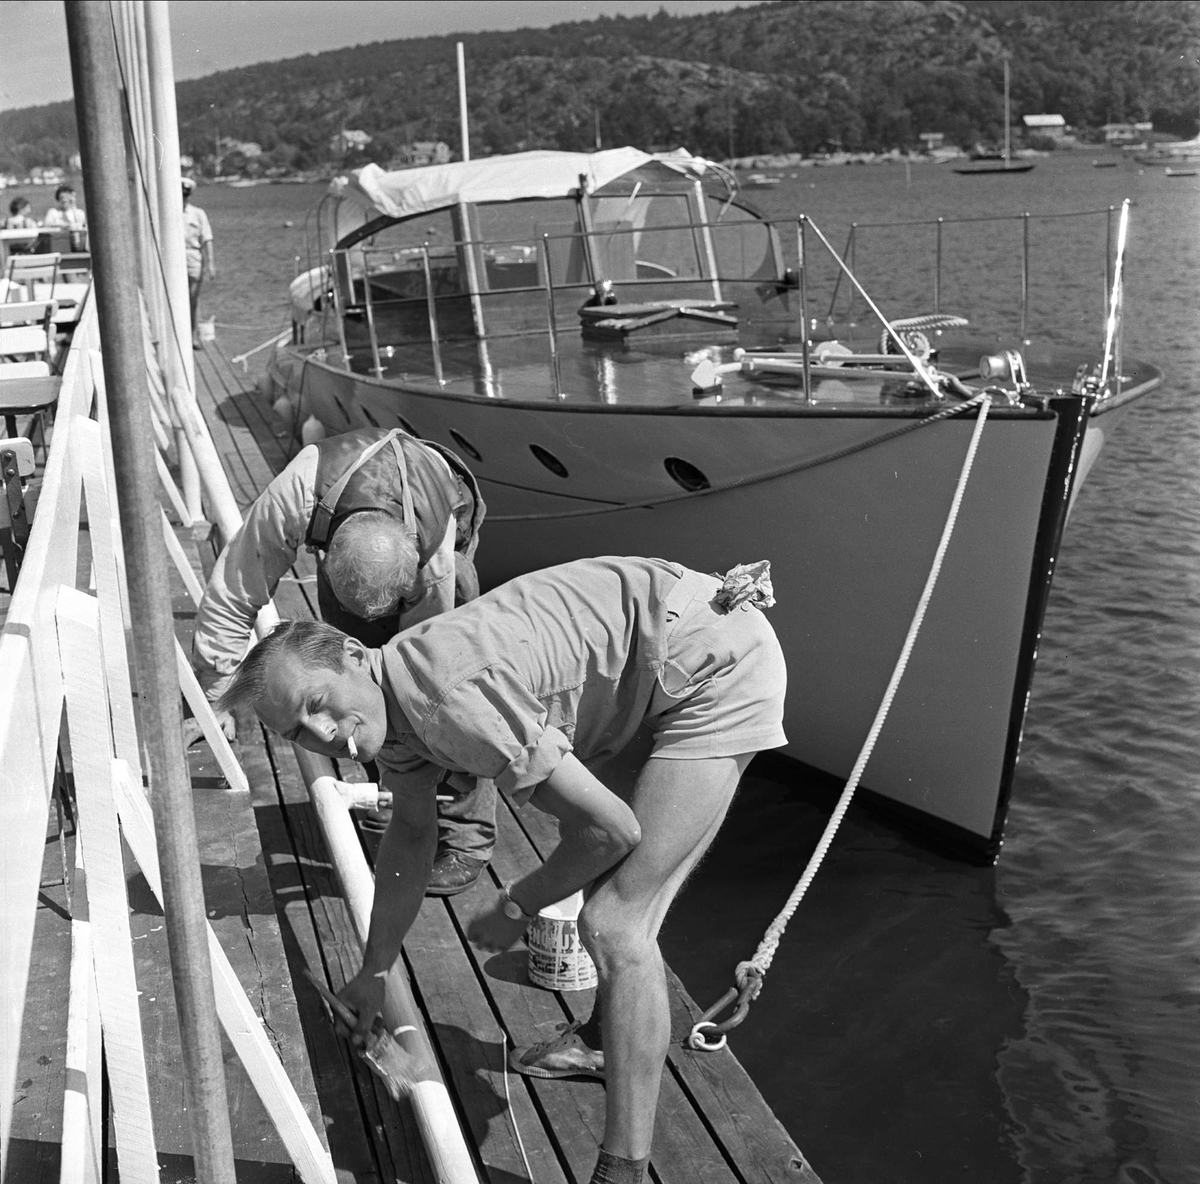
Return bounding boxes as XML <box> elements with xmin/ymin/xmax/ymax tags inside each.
<box><xmin>332</xmin><ymin>147</ymin><xmax>716</xmax><ymax>221</ymax></box>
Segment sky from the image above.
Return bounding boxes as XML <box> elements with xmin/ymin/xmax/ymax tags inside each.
<box><xmin>1</xmin><ymin>0</ymin><xmax>751</xmax><ymax>112</ymax></box>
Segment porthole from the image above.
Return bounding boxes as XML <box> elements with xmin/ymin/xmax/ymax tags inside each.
<box><xmin>449</xmin><ymin>429</ymin><xmax>482</xmax><ymax>462</ymax></box>
<box><xmin>530</xmin><ymin>444</ymin><xmax>569</xmax><ymax>478</ymax></box>
<box><xmin>664</xmin><ymin>457</ymin><xmax>711</xmax><ymax>492</ymax></box>
<box><xmin>396</xmin><ymin>414</ymin><xmax>420</xmax><ymax>438</ymax></box>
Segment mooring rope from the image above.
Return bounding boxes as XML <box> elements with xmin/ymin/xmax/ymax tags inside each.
<box><xmin>689</xmin><ymin>390</ymin><xmax>993</xmax><ymax>1051</ymax></box>
<box><xmin>490</xmin><ymin>389</ymin><xmax>992</xmax><ymax>523</ymax></box>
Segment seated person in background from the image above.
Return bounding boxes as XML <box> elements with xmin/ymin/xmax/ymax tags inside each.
<box><xmin>191</xmin><ymin>425</ymin><xmax>494</xmax><ymax>895</ymax></box>
<box><xmin>43</xmin><ymin>184</ymin><xmax>86</xmax><ymax>230</ymax></box>
<box><xmin>4</xmin><ymin>197</ymin><xmax>38</xmax><ymax>230</ymax></box>
<box><xmin>217</xmin><ymin>555</ymin><xmax>786</xmax><ymax>1184</ymax></box>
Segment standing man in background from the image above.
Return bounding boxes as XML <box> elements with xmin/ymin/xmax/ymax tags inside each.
<box><xmin>182</xmin><ymin>176</ymin><xmax>215</xmax><ymax>345</ymax></box>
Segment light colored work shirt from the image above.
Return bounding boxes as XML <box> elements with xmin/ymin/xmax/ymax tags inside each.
<box><xmin>371</xmin><ymin>557</ymin><xmax>698</xmax><ymax>804</ymax></box>
<box><xmin>43</xmin><ymin>205</ymin><xmax>86</xmax><ymax>229</ymax></box>
<box><xmin>193</xmin><ymin>443</ymin><xmax>459</xmax><ymax>695</ymax></box>
<box><xmin>183</xmin><ymin>203</ymin><xmax>213</xmax><ymax>278</ymax></box>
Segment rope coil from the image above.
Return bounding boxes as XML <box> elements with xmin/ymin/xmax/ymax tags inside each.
<box><xmin>688</xmin><ymin>391</ymin><xmax>993</xmax><ymax>1051</ymax></box>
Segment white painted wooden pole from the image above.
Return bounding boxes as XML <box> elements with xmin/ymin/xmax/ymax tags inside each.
<box><xmin>145</xmin><ymin>0</ymin><xmax>202</xmax><ymax>518</ymax></box>
<box><xmin>294</xmin><ymin>747</ymin><xmax>479</xmax><ymax>1183</ymax></box>
<box><xmin>457</xmin><ymin>42</ymin><xmax>470</xmax><ymax>163</ymax></box>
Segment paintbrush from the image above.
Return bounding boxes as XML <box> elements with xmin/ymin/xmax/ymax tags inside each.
<box><xmin>304</xmin><ymin>968</ymin><xmax>420</xmax><ymax>1102</ymax></box>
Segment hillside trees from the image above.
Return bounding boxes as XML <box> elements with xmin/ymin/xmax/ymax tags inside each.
<box><xmin>2</xmin><ymin>0</ymin><xmax>1196</xmax><ymax>174</ymax></box>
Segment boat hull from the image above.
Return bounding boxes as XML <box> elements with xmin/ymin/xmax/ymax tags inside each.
<box><xmin>265</xmin><ymin>346</ymin><xmax>1117</xmax><ymax>858</ymax></box>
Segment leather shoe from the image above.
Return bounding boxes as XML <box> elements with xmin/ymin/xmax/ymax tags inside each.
<box><xmin>358</xmin><ymin>805</ymin><xmax>392</xmax><ymax>833</ymax></box>
<box><xmin>508</xmin><ymin>1021</ymin><xmax>605</xmax><ymax>1080</ymax></box>
<box><xmin>425</xmin><ymin>850</ymin><xmax>487</xmax><ymax>897</ymax></box>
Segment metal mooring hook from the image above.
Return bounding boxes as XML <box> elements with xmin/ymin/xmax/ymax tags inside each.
<box><xmin>687</xmin><ymin>965</ymin><xmax>763</xmax><ymax>1052</ymax></box>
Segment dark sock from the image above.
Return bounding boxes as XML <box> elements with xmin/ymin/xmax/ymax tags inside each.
<box><xmin>589</xmin><ymin>1148</ymin><xmax>649</xmax><ymax>1184</ymax></box>
<box><xmin>576</xmin><ymin>1008</ymin><xmax>602</xmax><ymax>1049</ymax></box>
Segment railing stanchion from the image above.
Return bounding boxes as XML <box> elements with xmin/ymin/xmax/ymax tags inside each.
<box><xmin>1105</xmin><ymin>205</ymin><xmax>1114</xmax><ymax>322</ymax></box>
<box><xmin>421</xmin><ymin>245</ymin><xmax>446</xmax><ymax>387</ymax></box>
<box><xmin>1020</xmin><ymin>211</ymin><xmax>1030</xmax><ymax>340</ymax></box>
<box><xmin>329</xmin><ymin>248</ymin><xmax>352</xmax><ymax>372</ymax></box>
<box><xmin>1099</xmin><ymin>199</ymin><xmax>1130</xmax><ymax>394</ymax></box>
<box><xmin>847</xmin><ymin>223</ymin><xmax>858</xmax><ymax>319</ymax></box>
<box><xmin>797</xmin><ymin>218</ymin><xmax>812</xmax><ymax>403</ymax></box>
<box><xmin>934</xmin><ymin>217</ymin><xmax>943</xmax><ymax>315</ymax></box>
<box><xmin>360</xmin><ymin>249</ymin><xmax>385</xmax><ymax>379</ymax></box>
<box><xmin>826</xmin><ymin>224</ymin><xmax>855</xmax><ymax>322</ymax></box>
<box><xmin>541</xmin><ymin>234</ymin><xmax>564</xmax><ymax>399</ymax></box>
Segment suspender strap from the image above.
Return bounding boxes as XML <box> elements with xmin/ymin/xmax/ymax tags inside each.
<box><xmin>308</xmin><ymin>429</ymin><xmax>412</xmax><ymax>547</ymax></box>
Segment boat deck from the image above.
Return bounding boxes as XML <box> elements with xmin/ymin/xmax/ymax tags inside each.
<box><xmin>125</xmin><ymin>340</ymin><xmax>819</xmax><ymax>1182</ymax></box>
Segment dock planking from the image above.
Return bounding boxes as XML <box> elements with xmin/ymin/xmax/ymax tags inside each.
<box><xmin>182</xmin><ymin>340</ymin><xmax>822</xmax><ymax>1183</ymax></box>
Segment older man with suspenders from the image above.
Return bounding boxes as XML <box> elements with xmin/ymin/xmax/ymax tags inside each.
<box><xmin>190</xmin><ymin>425</ymin><xmax>494</xmax><ymax>894</ymax></box>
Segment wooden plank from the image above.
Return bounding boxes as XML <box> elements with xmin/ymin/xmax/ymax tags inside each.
<box><xmin>111</xmin><ymin>761</ymin><xmax>338</xmax><ymax>1184</ymax></box>
<box><xmin>173</xmin><ymin>638</ymin><xmax>250</xmax><ymax>793</ymax></box>
<box><xmin>3</xmin><ymin>811</ymin><xmax>74</xmax><ymax>1184</ymax></box>
<box><xmin>61</xmin><ymin>847</ymin><xmax>104</xmax><ymax>1184</ymax></box>
<box><xmin>0</xmin><ymin>644</ymin><xmax>63</xmax><ymax>1179</ymax></box>
<box><xmin>161</xmin><ymin>509</ymin><xmax>204</xmax><ymax>606</ymax></box>
<box><xmin>404</xmin><ymin>895</ymin><xmax>569</xmax><ymax>1184</ymax></box>
<box><xmin>76</xmin><ymin>418</ymin><xmax>142</xmax><ymax>784</ymax></box>
<box><xmin>233</xmin><ymin>707</ymin><xmax>382</xmax><ymax>1183</ymax></box>
<box><xmin>155</xmin><ymin>447</ymin><xmax>194</xmax><ymax>526</ymax></box>
<box><xmin>56</xmin><ymin>588</ymin><xmax>160</xmax><ymax>1184</ymax></box>
<box><xmin>261</xmin><ymin>728</ymin><xmax>431</xmax><ymax>1184</ymax></box>
<box><xmin>510</xmin><ymin>799</ymin><xmax>819</xmax><ymax>1183</ymax></box>
<box><xmin>478</xmin><ymin>809</ymin><xmax>737</xmax><ymax>1184</ymax></box>
<box><xmin>0</xmin><ymin>308</ymin><xmax>95</xmax><ymax>1173</ymax></box>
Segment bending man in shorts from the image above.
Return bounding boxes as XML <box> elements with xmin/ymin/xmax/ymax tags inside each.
<box><xmin>217</xmin><ymin>555</ymin><xmax>786</xmax><ymax>1184</ymax></box>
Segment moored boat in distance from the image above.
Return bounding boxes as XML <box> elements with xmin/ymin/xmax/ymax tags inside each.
<box><xmin>266</xmin><ymin>146</ymin><xmax>1160</xmax><ymax>862</ymax></box>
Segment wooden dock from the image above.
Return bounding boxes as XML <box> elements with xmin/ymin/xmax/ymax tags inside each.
<box><xmin>3</xmin><ymin>335</ymin><xmax>821</xmax><ymax>1182</ymax></box>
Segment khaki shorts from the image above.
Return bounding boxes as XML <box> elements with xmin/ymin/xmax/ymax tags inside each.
<box><xmin>647</xmin><ymin>571</ymin><xmax>788</xmax><ymax>760</ymax></box>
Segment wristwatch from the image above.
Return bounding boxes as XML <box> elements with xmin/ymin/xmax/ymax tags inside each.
<box><xmin>500</xmin><ymin>882</ymin><xmax>535</xmax><ymax>922</ymax></box>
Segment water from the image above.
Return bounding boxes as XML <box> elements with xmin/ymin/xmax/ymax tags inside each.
<box><xmin>179</xmin><ymin>155</ymin><xmax>1198</xmax><ymax>1182</ymax></box>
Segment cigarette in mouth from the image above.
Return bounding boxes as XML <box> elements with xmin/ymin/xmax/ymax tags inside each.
<box><xmin>347</xmin><ymin>736</ymin><xmax>358</xmax><ymax>760</ymax></box>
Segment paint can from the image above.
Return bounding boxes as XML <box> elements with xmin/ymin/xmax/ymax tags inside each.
<box><xmin>527</xmin><ymin>891</ymin><xmax>597</xmax><ymax>992</ymax></box>
<box><xmin>198</xmin><ymin>317</ymin><xmax>216</xmax><ymax>343</ymax></box>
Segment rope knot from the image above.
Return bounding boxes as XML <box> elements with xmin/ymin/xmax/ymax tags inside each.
<box><xmin>734</xmin><ymin>962</ymin><xmax>764</xmax><ymax>1000</ymax></box>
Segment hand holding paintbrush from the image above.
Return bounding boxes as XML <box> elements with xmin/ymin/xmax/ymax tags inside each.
<box><xmin>304</xmin><ymin>968</ymin><xmax>420</xmax><ymax>1102</ymax></box>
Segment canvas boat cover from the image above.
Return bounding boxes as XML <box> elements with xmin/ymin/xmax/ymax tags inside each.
<box><xmin>331</xmin><ymin>147</ymin><xmax>715</xmax><ymax>222</ymax></box>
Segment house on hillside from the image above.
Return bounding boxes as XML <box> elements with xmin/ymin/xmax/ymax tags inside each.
<box><xmin>218</xmin><ymin>137</ymin><xmax>262</xmax><ymax>159</ymax></box>
<box><xmin>398</xmin><ymin>141</ymin><xmax>452</xmax><ymax>167</ymax></box>
<box><xmin>1102</xmin><ymin>122</ymin><xmax>1153</xmax><ymax>144</ymax></box>
<box><xmin>1022</xmin><ymin>114</ymin><xmax>1067</xmax><ymax>141</ymax></box>
<box><xmin>331</xmin><ymin>129</ymin><xmax>373</xmax><ymax>155</ymax></box>
<box><xmin>918</xmin><ymin>132</ymin><xmax>945</xmax><ymax>153</ymax></box>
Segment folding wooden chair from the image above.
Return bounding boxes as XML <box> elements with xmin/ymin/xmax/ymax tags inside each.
<box><xmin>4</xmin><ymin>252</ymin><xmax>61</xmax><ymax>304</ymax></box>
<box><xmin>0</xmin><ymin>301</ymin><xmax>61</xmax><ymax>439</ymax></box>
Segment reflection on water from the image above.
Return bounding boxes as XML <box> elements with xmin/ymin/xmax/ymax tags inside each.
<box><xmin>178</xmin><ymin>155</ymin><xmax>1197</xmax><ymax>1183</ymax></box>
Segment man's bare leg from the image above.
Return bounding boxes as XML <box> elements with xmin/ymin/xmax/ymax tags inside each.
<box><xmin>579</xmin><ymin>751</ymin><xmax>753</xmax><ymax>1163</ymax></box>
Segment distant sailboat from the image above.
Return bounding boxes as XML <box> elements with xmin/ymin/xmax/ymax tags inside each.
<box><xmin>954</xmin><ymin>58</ymin><xmax>1035</xmax><ymax>175</ymax></box>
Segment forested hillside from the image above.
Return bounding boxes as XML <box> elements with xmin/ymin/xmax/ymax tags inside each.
<box><xmin>3</xmin><ymin>0</ymin><xmax>1197</xmax><ymax>175</ymax></box>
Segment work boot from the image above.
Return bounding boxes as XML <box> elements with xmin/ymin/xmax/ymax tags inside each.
<box><xmin>508</xmin><ymin>1020</ymin><xmax>605</xmax><ymax>1080</ymax></box>
<box><xmin>425</xmin><ymin>850</ymin><xmax>488</xmax><ymax>897</ymax></box>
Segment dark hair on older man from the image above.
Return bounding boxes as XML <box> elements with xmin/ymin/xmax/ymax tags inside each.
<box><xmin>216</xmin><ymin>619</ymin><xmax>349</xmax><ymax>716</ymax></box>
